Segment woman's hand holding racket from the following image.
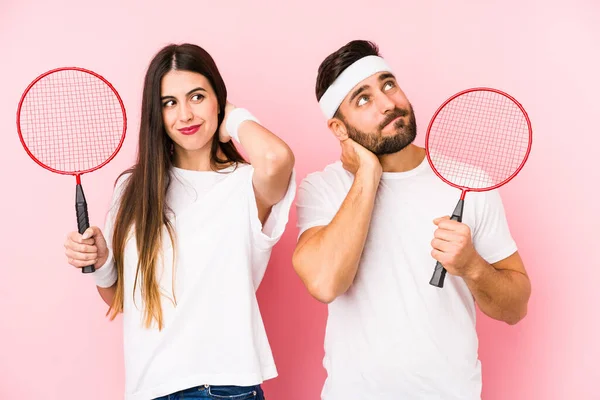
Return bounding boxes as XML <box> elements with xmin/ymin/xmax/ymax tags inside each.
<box><xmin>64</xmin><ymin>227</ymin><xmax>110</xmax><ymax>272</ymax></box>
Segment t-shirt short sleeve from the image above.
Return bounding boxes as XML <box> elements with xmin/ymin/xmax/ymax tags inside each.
<box><xmin>295</xmin><ymin>173</ymin><xmax>338</xmax><ymax>239</ymax></box>
<box><xmin>472</xmin><ymin>189</ymin><xmax>518</xmax><ymax>264</ymax></box>
<box><xmin>246</xmin><ymin>166</ymin><xmax>297</xmax><ymax>251</ymax></box>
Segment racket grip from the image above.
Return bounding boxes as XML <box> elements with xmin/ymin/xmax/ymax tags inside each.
<box><xmin>429</xmin><ymin>199</ymin><xmax>464</xmax><ymax>288</ymax></box>
<box><xmin>430</xmin><ymin>261</ymin><xmax>447</xmax><ymax>287</ymax></box>
<box><xmin>76</xmin><ymin>184</ymin><xmax>95</xmax><ymax>274</ymax></box>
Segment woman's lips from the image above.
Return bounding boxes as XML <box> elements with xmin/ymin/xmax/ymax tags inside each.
<box><xmin>178</xmin><ymin>124</ymin><xmax>201</xmax><ymax>135</ymax></box>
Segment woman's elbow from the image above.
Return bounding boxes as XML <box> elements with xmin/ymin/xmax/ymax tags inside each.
<box><xmin>262</xmin><ymin>145</ymin><xmax>295</xmax><ymax>178</ymax></box>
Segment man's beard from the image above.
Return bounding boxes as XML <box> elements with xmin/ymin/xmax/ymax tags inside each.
<box><xmin>343</xmin><ymin>105</ymin><xmax>417</xmax><ymax>155</ymax></box>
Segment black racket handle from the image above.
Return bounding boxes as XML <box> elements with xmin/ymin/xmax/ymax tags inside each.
<box><xmin>76</xmin><ymin>184</ymin><xmax>95</xmax><ymax>273</ymax></box>
<box><xmin>429</xmin><ymin>199</ymin><xmax>464</xmax><ymax>288</ymax></box>
<box><xmin>429</xmin><ymin>260</ymin><xmax>448</xmax><ymax>288</ymax></box>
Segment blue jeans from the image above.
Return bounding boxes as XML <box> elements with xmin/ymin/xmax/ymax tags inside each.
<box><xmin>154</xmin><ymin>384</ymin><xmax>265</xmax><ymax>400</ymax></box>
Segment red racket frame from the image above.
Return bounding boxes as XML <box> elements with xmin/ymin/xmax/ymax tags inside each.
<box><xmin>16</xmin><ymin>67</ymin><xmax>127</xmax><ymax>273</ymax></box>
<box><xmin>424</xmin><ymin>87</ymin><xmax>532</xmax><ymax>287</ymax></box>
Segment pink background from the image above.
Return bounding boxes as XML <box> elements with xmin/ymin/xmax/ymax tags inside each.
<box><xmin>1</xmin><ymin>0</ymin><xmax>598</xmax><ymax>399</ymax></box>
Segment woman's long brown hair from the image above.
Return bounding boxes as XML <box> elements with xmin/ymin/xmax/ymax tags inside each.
<box><xmin>107</xmin><ymin>44</ymin><xmax>246</xmax><ymax>329</ymax></box>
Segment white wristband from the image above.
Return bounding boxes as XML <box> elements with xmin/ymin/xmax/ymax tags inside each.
<box><xmin>225</xmin><ymin>108</ymin><xmax>259</xmax><ymax>142</ymax></box>
<box><xmin>92</xmin><ymin>249</ymin><xmax>117</xmax><ymax>288</ymax></box>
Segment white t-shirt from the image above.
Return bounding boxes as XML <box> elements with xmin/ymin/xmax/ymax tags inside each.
<box><xmin>101</xmin><ymin>163</ymin><xmax>296</xmax><ymax>400</ymax></box>
<box><xmin>296</xmin><ymin>157</ymin><xmax>517</xmax><ymax>400</ymax></box>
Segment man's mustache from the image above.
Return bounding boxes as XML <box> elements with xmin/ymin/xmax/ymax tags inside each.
<box><xmin>379</xmin><ymin>108</ymin><xmax>409</xmax><ymax>130</ymax></box>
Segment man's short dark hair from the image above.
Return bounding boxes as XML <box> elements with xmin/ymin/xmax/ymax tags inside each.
<box><xmin>315</xmin><ymin>40</ymin><xmax>381</xmax><ymax>103</ymax></box>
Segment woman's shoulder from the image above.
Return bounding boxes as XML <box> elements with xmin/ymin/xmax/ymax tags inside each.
<box><xmin>109</xmin><ymin>170</ymin><xmax>133</xmax><ymax>204</ymax></box>
<box><xmin>114</xmin><ymin>170</ymin><xmax>133</xmax><ymax>191</ymax></box>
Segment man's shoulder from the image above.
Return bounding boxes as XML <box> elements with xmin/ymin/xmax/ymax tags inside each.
<box><xmin>300</xmin><ymin>161</ymin><xmax>350</xmax><ymax>189</ymax></box>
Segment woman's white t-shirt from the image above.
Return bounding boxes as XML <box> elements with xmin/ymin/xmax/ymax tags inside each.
<box><xmin>101</xmin><ymin>163</ymin><xmax>296</xmax><ymax>400</ymax></box>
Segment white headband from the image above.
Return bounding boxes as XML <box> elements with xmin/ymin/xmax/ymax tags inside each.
<box><xmin>318</xmin><ymin>55</ymin><xmax>393</xmax><ymax>119</ymax></box>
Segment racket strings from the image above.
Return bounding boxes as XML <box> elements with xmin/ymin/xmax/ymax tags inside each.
<box><xmin>428</xmin><ymin>90</ymin><xmax>530</xmax><ymax>189</ymax></box>
<box><xmin>18</xmin><ymin>69</ymin><xmax>124</xmax><ymax>173</ymax></box>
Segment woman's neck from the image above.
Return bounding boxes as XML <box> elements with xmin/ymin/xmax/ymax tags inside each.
<box><xmin>172</xmin><ymin>146</ymin><xmax>231</xmax><ymax>171</ymax></box>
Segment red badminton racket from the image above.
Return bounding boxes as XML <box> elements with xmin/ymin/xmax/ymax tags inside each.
<box><xmin>425</xmin><ymin>88</ymin><xmax>532</xmax><ymax>288</ymax></box>
<box><xmin>17</xmin><ymin>67</ymin><xmax>127</xmax><ymax>273</ymax></box>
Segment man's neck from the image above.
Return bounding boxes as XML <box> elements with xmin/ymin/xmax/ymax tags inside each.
<box><xmin>378</xmin><ymin>144</ymin><xmax>426</xmax><ymax>173</ymax></box>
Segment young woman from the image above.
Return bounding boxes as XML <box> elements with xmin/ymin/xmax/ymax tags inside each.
<box><xmin>63</xmin><ymin>43</ymin><xmax>295</xmax><ymax>400</ymax></box>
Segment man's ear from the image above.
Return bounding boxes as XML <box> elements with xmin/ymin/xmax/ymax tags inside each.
<box><xmin>328</xmin><ymin>117</ymin><xmax>349</xmax><ymax>142</ymax></box>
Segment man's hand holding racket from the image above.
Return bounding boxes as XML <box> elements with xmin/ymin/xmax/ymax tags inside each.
<box><xmin>430</xmin><ymin>216</ymin><xmax>483</xmax><ymax>281</ymax></box>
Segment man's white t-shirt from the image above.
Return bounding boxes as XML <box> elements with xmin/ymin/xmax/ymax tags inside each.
<box><xmin>296</xmin><ymin>157</ymin><xmax>517</xmax><ymax>400</ymax></box>
<box><xmin>101</xmin><ymin>163</ymin><xmax>296</xmax><ymax>400</ymax></box>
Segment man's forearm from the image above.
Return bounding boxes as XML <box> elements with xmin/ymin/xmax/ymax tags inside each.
<box><xmin>293</xmin><ymin>169</ymin><xmax>380</xmax><ymax>303</ymax></box>
<box><xmin>463</xmin><ymin>255</ymin><xmax>531</xmax><ymax>325</ymax></box>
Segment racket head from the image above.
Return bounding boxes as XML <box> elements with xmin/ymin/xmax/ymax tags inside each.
<box><xmin>425</xmin><ymin>87</ymin><xmax>532</xmax><ymax>193</ymax></box>
<box><xmin>16</xmin><ymin>67</ymin><xmax>127</xmax><ymax>176</ymax></box>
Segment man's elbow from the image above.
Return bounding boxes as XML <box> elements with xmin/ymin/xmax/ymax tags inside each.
<box><xmin>508</xmin><ymin>281</ymin><xmax>531</xmax><ymax>325</ymax></box>
<box><xmin>504</xmin><ymin>304</ymin><xmax>528</xmax><ymax>325</ymax></box>
<box><xmin>307</xmin><ymin>281</ymin><xmax>339</xmax><ymax>304</ymax></box>
<box><xmin>293</xmin><ymin>252</ymin><xmax>340</xmax><ymax>304</ymax></box>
